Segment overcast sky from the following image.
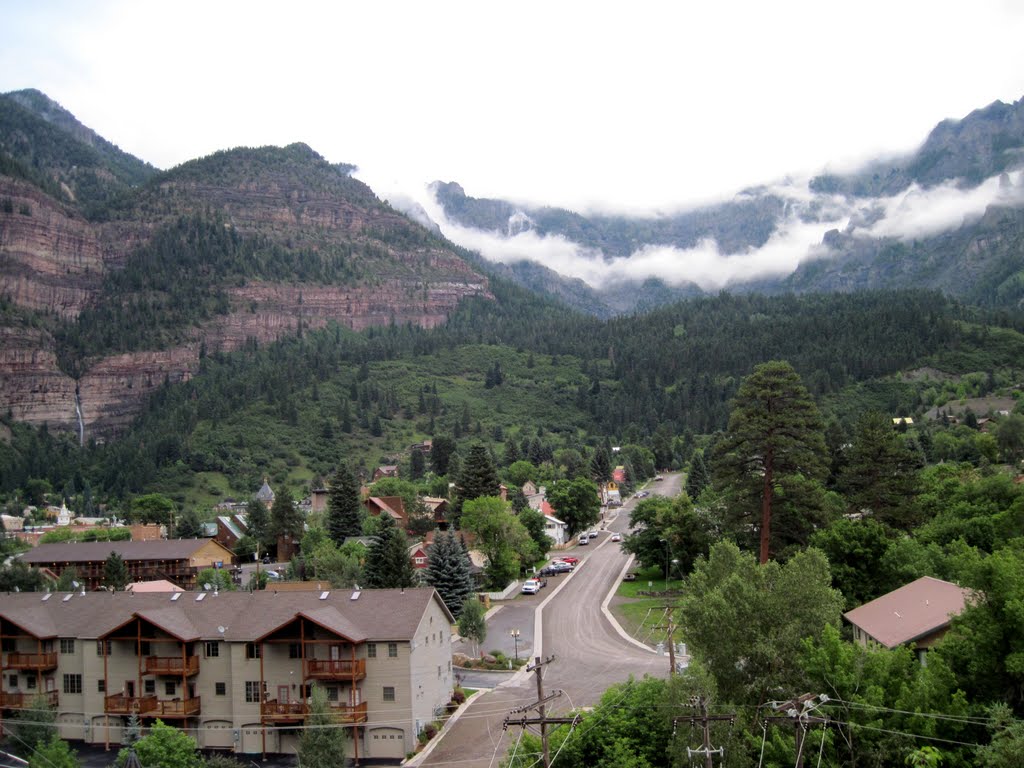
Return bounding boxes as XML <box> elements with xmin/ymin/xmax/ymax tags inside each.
<box><xmin>2</xmin><ymin>1</ymin><xmax>1024</xmax><ymax>214</ymax></box>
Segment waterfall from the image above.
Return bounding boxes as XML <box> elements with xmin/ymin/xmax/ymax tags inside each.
<box><xmin>74</xmin><ymin>388</ymin><xmax>84</xmax><ymax>447</ymax></box>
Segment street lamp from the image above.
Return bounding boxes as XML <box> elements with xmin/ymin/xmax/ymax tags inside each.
<box><xmin>510</xmin><ymin>629</ymin><xmax>521</xmax><ymax>662</ymax></box>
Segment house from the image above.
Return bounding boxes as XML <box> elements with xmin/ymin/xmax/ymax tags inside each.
<box><xmin>310</xmin><ymin>487</ymin><xmax>328</xmax><ymax>514</ymax></box>
<box><xmin>539</xmin><ymin>503</ymin><xmax>568</xmax><ymax>546</ymax></box>
<box><xmin>612</xmin><ymin>466</ymin><xmax>626</xmax><ymax>484</ymax></box>
<box><xmin>420</xmin><ymin>497</ymin><xmax>449</xmax><ymax>528</ymax></box>
<box><xmin>892</xmin><ymin>417</ymin><xmax>914</xmax><ymax>427</ymax></box>
<box><xmin>0</xmin><ymin>588</ymin><xmax>454</xmax><ymax>760</ymax></box>
<box><xmin>129</xmin><ymin>523</ymin><xmax>165</xmax><ymax>542</ymax></box>
<box><xmin>125</xmin><ymin>579</ymin><xmax>184</xmax><ymax>593</ymax></box>
<box><xmin>364</xmin><ymin>497</ymin><xmax>406</xmax><ymax>528</ymax></box>
<box><xmin>214</xmin><ymin>514</ymin><xmax>249</xmax><ymax>552</ymax></box>
<box><xmin>410</xmin><ymin>439</ymin><xmax>433</xmax><ymax>454</ymax></box>
<box><xmin>844</xmin><ymin>576</ymin><xmax>973</xmax><ymax>662</ymax></box>
<box><xmin>372</xmin><ymin>466</ymin><xmax>399</xmax><ymax>482</ymax></box>
<box><xmin>18</xmin><ymin>539</ymin><xmax>237</xmax><ymax>591</ymax></box>
<box><xmin>408</xmin><ymin>542</ymin><xmax>429</xmax><ymax>570</ymax></box>
<box><xmin>522</xmin><ymin>481</ymin><xmax>539</xmax><ymax>498</ymax></box>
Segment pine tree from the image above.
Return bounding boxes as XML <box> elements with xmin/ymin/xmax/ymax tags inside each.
<box><xmin>424</xmin><ymin>531</ymin><xmax>475</xmax><ymax>618</ymax></box>
<box><xmin>326</xmin><ymin>464</ymin><xmax>363</xmax><ymax>546</ymax></box>
<box><xmin>838</xmin><ymin>411</ymin><xmax>919</xmax><ymax>527</ymax></box>
<box><xmin>103</xmin><ymin>552</ymin><xmax>129</xmax><ymax>591</ymax></box>
<box><xmin>452</xmin><ymin>443</ymin><xmax>500</xmax><ymax>528</ymax></box>
<box><xmin>270</xmin><ymin>490</ymin><xmax>303</xmax><ymax>541</ymax></box>
<box><xmin>364</xmin><ymin>514</ymin><xmax>417</xmax><ymax>588</ymax></box>
<box><xmin>712</xmin><ymin>360</ymin><xmax>826</xmax><ymax>564</ymax></box>
<box><xmin>173</xmin><ymin>508</ymin><xmax>203</xmax><ymax>539</ymax></box>
<box><xmin>410</xmin><ymin>449</ymin><xmax>425</xmax><ymax>479</ymax></box>
<box><xmin>590</xmin><ymin>444</ymin><xmax>612</xmax><ymax>483</ymax></box>
<box><xmin>244</xmin><ymin>499</ymin><xmax>271</xmax><ymax>551</ymax></box>
<box><xmin>686</xmin><ymin>452</ymin><xmax>711</xmax><ymax>500</ymax></box>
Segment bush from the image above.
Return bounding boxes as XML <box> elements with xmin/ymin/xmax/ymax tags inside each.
<box><xmin>452</xmin><ymin>688</ymin><xmax>466</xmax><ymax>704</ymax></box>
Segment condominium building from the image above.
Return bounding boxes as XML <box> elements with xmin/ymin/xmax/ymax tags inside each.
<box><xmin>0</xmin><ymin>588</ymin><xmax>455</xmax><ymax>762</ymax></box>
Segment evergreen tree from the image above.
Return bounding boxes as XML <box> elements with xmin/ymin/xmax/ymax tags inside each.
<box><xmin>269</xmin><ymin>490</ymin><xmax>303</xmax><ymax>542</ymax></box>
<box><xmin>712</xmin><ymin>360</ymin><xmax>826</xmax><ymax>564</ymax></box>
<box><xmin>430</xmin><ymin>435</ymin><xmax>457</xmax><ymax>476</ymax></box>
<box><xmin>686</xmin><ymin>451</ymin><xmax>711</xmax><ymax>500</ymax></box>
<box><xmin>244</xmin><ymin>499</ymin><xmax>271</xmax><ymax>552</ymax></box>
<box><xmin>363</xmin><ymin>514</ymin><xmax>416</xmax><ymax>589</ymax></box>
<box><xmin>838</xmin><ymin>411</ymin><xmax>919</xmax><ymax>528</ymax></box>
<box><xmin>298</xmin><ymin>686</ymin><xmax>346</xmax><ymax>767</ymax></box>
<box><xmin>326</xmin><ymin>464</ymin><xmax>363</xmax><ymax>546</ymax></box>
<box><xmin>410</xmin><ymin>448</ymin><xmax>425</xmax><ymax>479</ymax></box>
<box><xmin>590</xmin><ymin>444</ymin><xmax>612</xmax><ymax>483</ymax></box>
<box><xmin>504</xmin><ymin>436</ymin><xmax>521</xmax><ymax>466</ymax></box>
<box><xmin>424</xmin><ymin>530</ymin><xmax>474</xmax><ymax>618</ymax></box>
<box><xmin>103</xmin><ymin>552</ymin><xmax>130</xmax><ymax>591</ymax></box>
<box><xmin>172</xmin><ymin>508</ymin><xmax>203</xmax><ymax>539</ymax></box>
<box><xmin>452</xmin><ymin>443</ymin><xmax>500</xmax><ymax>528</ymax></box>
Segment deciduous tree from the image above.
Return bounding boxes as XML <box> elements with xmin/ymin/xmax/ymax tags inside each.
<box><xmin>298</xmin><ymin>685</ymin><xmax>346</xmax><ymax>766</ymax></box>
<box><xmin>546</xmin><ymin>477</ymin><xmax>600</xmax><ymax>537</ymax></box>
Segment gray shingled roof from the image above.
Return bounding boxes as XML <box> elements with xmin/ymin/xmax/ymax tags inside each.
<box><xmin>19</xmin><ymin>540</ymin><xmax>224</xmax><ymax>564</ymax></box>
<box><xmin>843</xmin><ymin>576</ymin><xmax>973</xmax><ymax>648</ymax></box>
<box><xmin>0</xmin><ymin>588</ymin><xmax>452</xmax><ymax>643</ymax></box>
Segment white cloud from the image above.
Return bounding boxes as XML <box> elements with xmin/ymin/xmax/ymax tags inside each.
<box><xmin>859</xmin><ymin>172</ymin><xmax>1024</xmax><ymax>240</ymax></box>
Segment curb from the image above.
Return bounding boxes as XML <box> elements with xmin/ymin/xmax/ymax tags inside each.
<box><xmin>601</xmin><ymin>553</ymin><xmax>658</xmax><ymax>654</ymax></box>
<box><xmin>402</xmin><ymin>689</ymin><xmax>487</xmax><ymax>766</ymax></box>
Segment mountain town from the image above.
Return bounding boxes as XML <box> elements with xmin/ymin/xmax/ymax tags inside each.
<box><xmin>3</xmin><ymin>77</ymin><xmax>1024</xmax><ymax>768</ymax></box>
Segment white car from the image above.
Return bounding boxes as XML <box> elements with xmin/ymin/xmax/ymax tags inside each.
<box><xmin>611</xmin><ymin>533</ymin><xmax>622</xmax><ymax>542</ymax></box>
<box><xmin>521</xmin><ymin>579</ymin><xmax>540</xmax><ymax>594</ymax></box>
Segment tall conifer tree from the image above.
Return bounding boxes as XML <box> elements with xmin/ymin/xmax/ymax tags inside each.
<box><xmin>364</xmin><ymin>514</ymin><xmax>417</xmax><ymax>588</ymax></box>
<box><xmin>326</xmin><ymin>464</ymin><xmax>363</xmax><ymax>545</ymax></box>
<box><xmin>424</xmin><ymin>530</ymin><xmax>474</xmax><ymax>618</ymax></box>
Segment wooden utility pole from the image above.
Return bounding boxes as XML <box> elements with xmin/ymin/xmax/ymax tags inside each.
<box><xmin>763</xmin><ymin>693</ymin><xmax>830</xmax><ymax>768</ymax></box>
<box><xmin>673</xmin><ymin>695</ymin><xmax>735</xmax><ymax>768</ymax></box>
<box><xmin>654</xmin><ymin>604</ymin><xmax>677</xmax><ymax>675</ymax></box>
<box><xmin>502</xmin><ymin>656</ymin><xmax>578</xmax><ymax>768</ymax></box>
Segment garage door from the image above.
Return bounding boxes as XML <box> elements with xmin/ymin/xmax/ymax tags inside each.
<box><xmin>240</xmin><ymin>723</ymin><xmax>264</xmax><ymax>754</ymax></box>
<box><xmin>369</xmin><ymin>727</ymin><xmax>407</xmax><ymax>759</ymax></box>
<box><xmin>203</xmin><ymin>720</ymin><xmax>234</xmax><ymax>749</ymax></box>
<box><xmin>91</xmin><ymin>716</ymin><xmax>121</xmax><ymax>745</ymax></box>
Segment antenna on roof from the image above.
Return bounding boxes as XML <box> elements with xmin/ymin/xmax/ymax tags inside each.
<box><xmin>217</xmin><ymin>626</ymin><xmax>226</xmax><ymax>634</ymax></box>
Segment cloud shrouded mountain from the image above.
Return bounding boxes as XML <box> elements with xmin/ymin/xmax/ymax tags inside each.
<box><xmin>413</xmin><ymin>97</ymin><xmax>1024</xmax><ymax>316</ymax></box>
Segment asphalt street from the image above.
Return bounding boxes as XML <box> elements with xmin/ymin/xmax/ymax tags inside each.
<box><xmin>418</xmin><ymin>474</ymin><xmax>681</xmax><ymax>767</ymax></box>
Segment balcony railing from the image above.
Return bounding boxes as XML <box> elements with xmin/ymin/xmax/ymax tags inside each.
<box><xmin>330</xmin><ymin>701</ymin><xmax>368</xmax><ymax>723</ymax></box>
<box><xmin>306</xmin><ymin>658</ymin><xmax>366</xmax><ymax>680</ymax></box>
<box><xmin>261</xmin><ymin>699</ymin><xmax>308</xmax><ymax>721</ymax></box>
<box><xmin>0</xmin><ymin>690</ymin><xmax>59</xmax><ymax>709</ymax></box>
<box><xmin>104</xmin><ymin>693</ymin><xmax>158</xmax><ymax>715</ymax></box>
<box><xmin>260</xmin><ymin>699</ymin><xmax>368</xmax><ymax>724</ymax></box>
<box><xmin>144</xmin><ymin>656</ymin><xmax>200</xmax><ymax>676</ymax></box>
<box><xmin>152</xmin><ymin>697</ymin><xmax>201</xmax><ymax>717</ymax></box>
<box><xmin>4</xmin><ymin>652</ymin><xmax>58</xmax><ymax>671</ymax></box>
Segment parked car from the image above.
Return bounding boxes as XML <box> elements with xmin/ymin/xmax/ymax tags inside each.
<box><xmin>636</xmin><ymin>491</ymin><xmax>649</xmax><ymax>498</ymax></box>
<box><xmin>578</xmin><ymin>535</ymin><xmax>589</xmax><ymax>545</ymax></box>
<box><xmin>535</xmin><ymin>576</ymin><xmax>548</xmax><ymax>588</ymax></box>
<box><xmin>522</xmin><ymin>579</ymin><xmax>540</xmax><ymax>594</ymax></box>
<box><xmin>623</xmin><ymin>572</ymin><xmax>637</xmax><ymax>581</ymax></box>
<box><xmin>588</xmin><ymin>531</ymin><xmax>599</xmax><ymax>539</ymax></box>
<box><xmin>654</xmin><ymin>475</ymin><xmax>664</xmax><ymax>481</ymax></box>
<box><xmin>560</xmin><ymin>556</ymin><xmax>580</xmax><ymax>565</ymax></box>
<box><xmin>550</xmin><ymin>561</ymin><xmax>574</xmax><ymax>573</ymax></box>
<box><xmin>265</xmin><ymin>569</ymin><xmax>282</xmax><ymax>580</ymax></box>
<box><xmin>539</xmin><ymin>566</ymin><xmax>558</xmax><ymax>577</ymax></box>
<box><xmin>611</xmin><ymin>533</ymin><xmax>622</xmax><ymax>542</ymax></box>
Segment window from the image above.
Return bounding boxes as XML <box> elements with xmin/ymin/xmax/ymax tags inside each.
<box><xmin>135</xmin><ymin>641</ymin><xmax>151</xmax><ymax>656</ymax></box>
<box><xmin>2</xmin><ymin>638</ymin><xmax>15</xmax><ymax>652</ymax></box>
<box><xmin>96</xmin><ymin>640</ymin><xmax>111</xmax><ymax>656</ymax></box>
<box><xmin>7</xmin><ymin>675</ymin><xmax>16</xmax><ymax>687</ymax></box>
<box><xmin>144</xmin><ymin>680</ymin><xmax>155</xmax><ymax>695</ymax></box>
<box><xmin>26</xmin><ymin>676</ymin><xmax>35</xmax><ymax>690</ymax></box>
<box><xmin>245</xmin><ymin>681</ymin><xmax>261</xmax><ymax>703</ymax></box>
<box><xmin>326</xmin><ymin>687</ymin><xmax>338</xmax><ymax>702</ymax></box>
<box><xmin>367</xmin><ymin>643</ymin><xmax>376</xmax><ymax>659</ymax></box>
<box><xmin>59</xmin><ymin>639</ymin><xmax>75</xmax><ymax>654</ymax></box>
<box><xmin>382</xmin><ymin>686</ymin><xmax>395</xmax><ymax>702</ymax></box>
<box><xmin>97</xmin><ymin>680</ymin><xmax>105</xmax><ymax>693</ymax></box>
<box><xmin>204</xmin><ymin>641</ymin><xmax>219</xmax><ymax>658</ymax></box>
<box><xmin>245</xmin><ymin>642</ymin><xmax>260</xmax><ymax>659</ymax></box>
<box><xmin>387</xmin><ymin>642</ymin><xmax>398</xmax><ymax>658</ymax></box>
<box><xmin>215</xmin><ymin>682</ymin><xmax>226</xmax><ymax>696</ymax></box>
<box><xmin>165</xmin><ymin>682</ymin><xmax>175</xmax><ymax>696</ymax></box>
<box><xmin>288</xmin><ymin>643</ymin><xmax>301</xmax><ymax>659</ymax></box>
<box><xmin>62</xmin><ymin>674</ymin><xmax>82</xmax><ymax>694</ymax></box>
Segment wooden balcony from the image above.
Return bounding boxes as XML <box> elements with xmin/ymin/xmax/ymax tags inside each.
<box><xmin>4</xmin><ymin>652</ymin><xmax>58</xmax><ymax>671</ymax></box>
<box><xmin>104</xmin><ymin>693</ymin><xmax>158</xmax><ymax>715</ymax></box>
<box><xmin>330</xmin><ymin>701</ymin><xmax>368</xmax><ymax>723</ymax></box>
<box><xmin>260</xmin><ymin>699</ymin><xmax>367</xmax><ymax>724</ymax></box>
<box><xmin>144</xmin><ymin>656</ymin><xmax>200</xmax><ymax>676</ymax></box>
<box><xmin>151</xmin><ymin>697</ymin><xmax>201</xmax><ymax>718</ymax></box>
<box><xmin>306</xmin><ymin>658</ymin><xmax>366</xmax><ymax>680</ymax></box>
<box><xmin>0</xmin><ymin>690</ymin><xmax>58</xmax><ymax>709</ymax></box>
<box><xmin>261</xmin><ymin>699</ymin><xmax>308</xmax><ymax>722</ymax></box>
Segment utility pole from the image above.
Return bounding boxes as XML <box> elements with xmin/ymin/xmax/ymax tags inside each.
<box><xmin>502</xmin><ymin>656</ymin><xmax>578</xmax><ymax>768</ymax></box>
<box><xmin>673</xmin><ymin>695</ymin><xmax>735</xmax><ymax>768</ymax></box>
<box><xmin>763</xmin><ymin>693</ymin><xmax>831</xmax><ymax>768</ymax></box>
<box><xmin>654</xmin><ymin>604</ymin><xmax>677</xmax><ymax>675</ymax></box>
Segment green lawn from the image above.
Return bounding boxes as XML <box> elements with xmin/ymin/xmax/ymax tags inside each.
<box><xmin>610</xmin><ymin>566</ymin><xmax>679</xmax><ymax>645</ymax></box>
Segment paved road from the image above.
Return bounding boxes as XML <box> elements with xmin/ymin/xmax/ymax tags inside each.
<box><xmin>420</xmin><ymin>475</ymin><xmax>680</xmax><ymax>767</ymax></box>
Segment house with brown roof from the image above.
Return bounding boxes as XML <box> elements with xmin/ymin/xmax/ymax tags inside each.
<box><xmin>0</xmin><ymin>587</ymin><xmax>454</xmax><ymax>761</ymax></box>
<box><xmin>364</xmin><ymin>497</ymin><xmax>406</xmax><ymax>528</ymax></box>
<box><xmin>18</xmin><ymin>540</ymin><xmax>236</xmax><ymax>591</ymax></box>
<box><xmin>372</xmin><ymin>465</ymin><xmax>399</xmax><ymax>482</ymax></box>
<box><xmin>843</xmin><ymin>576</ymin><xmax>973</xmax><ymax>662</ymax></box>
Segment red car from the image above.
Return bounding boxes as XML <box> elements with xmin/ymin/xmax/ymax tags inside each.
<box><xmin>559</xmin><ymin>556</ymin><xmax>580</xmax><ymax>565</ymax></box>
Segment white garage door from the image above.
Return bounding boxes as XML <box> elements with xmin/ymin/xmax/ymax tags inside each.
<box><xmin>369</xmin><ymin>727</ymin><xmax>407</xmax><ymax>759</ymax></box>
<box><xmin>203</xmin><ymin>720</ymin><xmax>234</xmax><ymax>749</ymax></box>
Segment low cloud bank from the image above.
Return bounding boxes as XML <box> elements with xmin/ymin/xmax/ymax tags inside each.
<box><xmin>420</xmin><ymin>170</ymin><xmax>1024</xmax><ymax>291</ymax></box>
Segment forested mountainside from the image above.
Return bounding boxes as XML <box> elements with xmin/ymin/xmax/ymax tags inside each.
<box><xmin>430</xmin><ymin>97</ymin><xmax>1024</xmax><ymax>315</ymax></box>
<box><xmin>0</xmin><ymin>91</ymin><xmax>491</xmax><ymax>438</ymax></box>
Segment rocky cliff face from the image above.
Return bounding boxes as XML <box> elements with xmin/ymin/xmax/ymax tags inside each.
<box><xmin>0</xmin><ymin>143</ymin><xmax>492</xmax><ymax>439</ymax></box>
